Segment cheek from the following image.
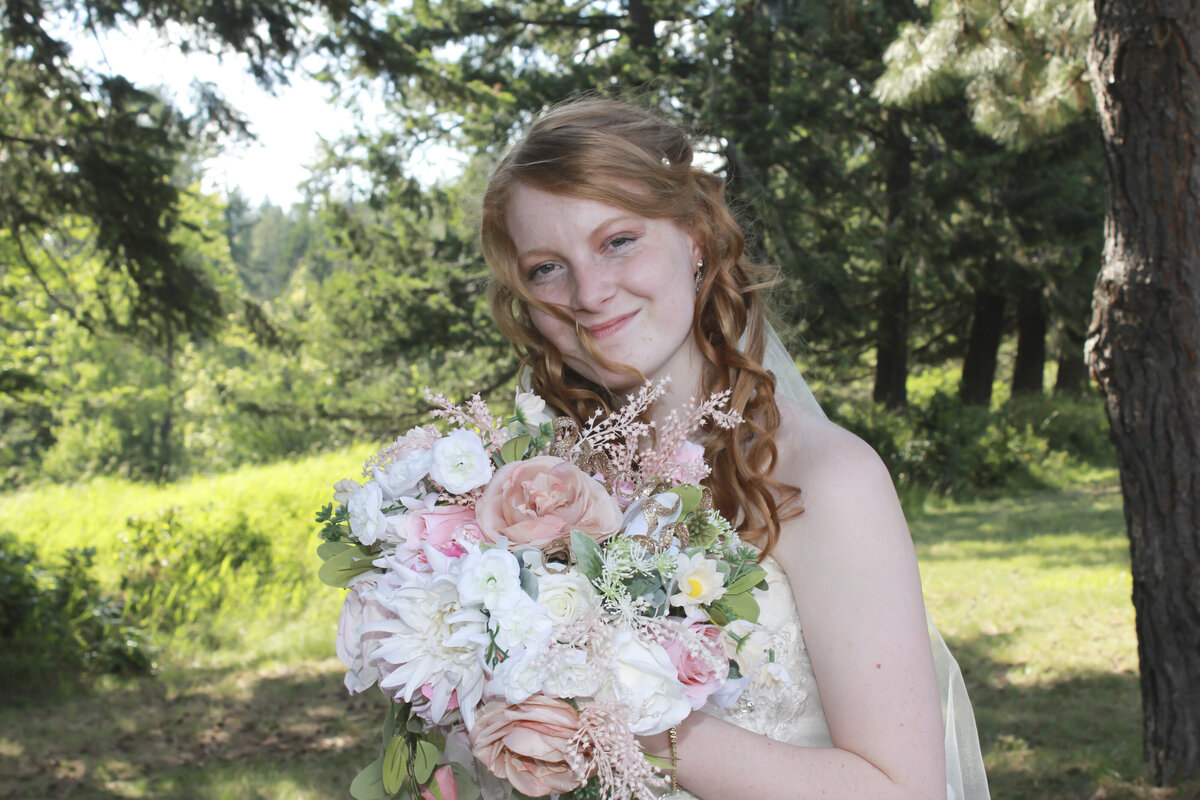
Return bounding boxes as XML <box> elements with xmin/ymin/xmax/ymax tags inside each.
<box><xmin>530</xmin><ymin>308</ymin><xmax>576</xmax><ymax>352</ymax></box>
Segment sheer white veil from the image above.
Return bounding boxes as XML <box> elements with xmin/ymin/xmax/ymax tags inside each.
<box><xmin>752</xmin><ymin>321</ymin><xmax>991</xmax><ymax>800</ymax></box>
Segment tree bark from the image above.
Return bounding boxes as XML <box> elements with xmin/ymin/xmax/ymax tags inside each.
<box><xmin>1086</xmin><ymin>0</ymin><xmax>1200</xmax><ymax>783</ymax></box>
<box><xmin>1012</xmin><ymin>281</ymin><xmax>1047</xmax><ymax>395</ymax></box>
<box><xmin>874</xmin><ymin>112</ymin><xmax>913</xmax><ymax>409</ymax></box>
<box><xmin>959</xmin><ymin>285</ymin><xmax>1006</xmax><ymax>407</ymax></box>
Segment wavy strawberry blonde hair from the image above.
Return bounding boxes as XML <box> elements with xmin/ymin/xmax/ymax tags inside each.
<box><xmin>481</xmin><ymin>97</ymin><xmax>801</xmax><ymax>554</ymax></box>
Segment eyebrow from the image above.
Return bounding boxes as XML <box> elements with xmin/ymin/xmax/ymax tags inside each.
<box><xmin>514</xmin><ymin>214</ymin><xmax>645</xmax><ymax>263</ymax></box>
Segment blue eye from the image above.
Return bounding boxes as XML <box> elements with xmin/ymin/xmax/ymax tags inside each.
<box><xmin>527</xmin><ymin>262</ymin><xmax>558</xmax><ymax>282</ymax></box>
<box><xmin>608</xmin><ymin>236</ymin><xmax>636</xmax><ymax>249</ymax></box>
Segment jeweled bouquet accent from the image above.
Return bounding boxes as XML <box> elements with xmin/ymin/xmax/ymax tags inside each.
<box><xmin>318</xmin><ymin>381</ymin><xmax>773</xmax><ymax>800</ymax></box>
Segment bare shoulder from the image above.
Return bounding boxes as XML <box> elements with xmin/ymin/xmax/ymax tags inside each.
<box><xmin>768</xmin><ymin>397</ymin><xmax>911</xmax><ymax>572</ymax></box>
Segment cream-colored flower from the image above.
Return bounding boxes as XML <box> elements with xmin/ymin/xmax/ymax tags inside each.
<box><xmin>670</xmin><ymin>551</ymin><xmax>726</xmax><ymax>611</ymax></box>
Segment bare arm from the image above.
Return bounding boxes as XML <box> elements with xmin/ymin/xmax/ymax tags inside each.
<box><xmin>646</xmin><ymin>421</ymin><xmax>946</xmax><ymax>800</ymax></box>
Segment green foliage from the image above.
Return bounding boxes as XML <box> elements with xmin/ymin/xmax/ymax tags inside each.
<box><xmin>829</xmin><ymin>388</ymin><xmax>1112</xmax><ymax>496</ymax></box>
<box><xmin>0</xmin><ymin>532</ymin><xmax>153</xmax><ymax>695</ymax></box>
<box><xmin>116</xmin><ymin>507</ymin><xmax>274</xmax><ymax>632</ymax></box>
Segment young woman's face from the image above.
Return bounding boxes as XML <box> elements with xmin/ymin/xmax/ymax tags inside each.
<box><xmin>505</xmin><ymin>183</ymin><xmax>702</xmax><ymax>392</ymax></box>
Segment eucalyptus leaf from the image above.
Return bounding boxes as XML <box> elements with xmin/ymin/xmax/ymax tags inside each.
<box><xmin>450</xmin><ymin>762</ymin><xmax>481</xmax><ymax>800</ymax></box>
<box><xmin>350</xmin><ymin>757</ymin><xmax>389</xmax><ymax>800</ymax></box>
<box><xmin>317</xmin><ymin>540</ymin><xmax>354</xmax><ymax>561</ymax></box>
<box><xmin>318</xmin><ymin>546</ymin><xmax>377</xmax><ymax>587</ymax></box>
<box><xmin>570</xmin><ymin>530</ymin><xmax>604</xmax><ymax>582</ymax></box>
<box><xmin>414</xmin><ymin>739</ymin><xmax>440</xmax><ymax>783</ymax></box>
<box><xmin>667</xmin><ymin>485</ymin><xmax>703</xmax><ymax>515</ymax></box>
<box><xmin>626</xmin><ymin>575</ymin><xmax>662</xmax><ymax>599</ymax></box>
<box><xmin>500</xmin><ymin>433</ymin><xmax>531</xmax><ymax>464</ymax></box>
<box><xmin>713</xmin><ymin>590</ymin><xmax>761</xmax><ymax>623</ymax></box>
<box><xmin>519</xmin><ymin>567</ymin><xmax>539</xmax><ymax>601</ymax></box>
<box><xmin>383</xmin><ymin>736</ymin><xmax>410</xmax><ymax>794</ymax></box>
<box><xmin>725</xmin><ymin>565</ymin><xmax>767</xmax><ymax>595</ymax></box>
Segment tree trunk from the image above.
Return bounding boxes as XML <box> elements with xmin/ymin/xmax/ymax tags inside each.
<box><xmin>959</xmin><ymin>285</ymin><xmax>1006</xmax><ymax>407</ymax></box>
<box><xmin>1087</xmin><ymin>0</ymin><xmax>1200</xmax><ymax>783</ymax></box>
<box><xmin>873</xmin><ymin>112</ymin><xmax>912</xmax><ymax>409</ymax></box>
<box><xmin>1012</xmin><ymin>281</ymin><xmax>1047</xmax><ymax>395</ymax></box>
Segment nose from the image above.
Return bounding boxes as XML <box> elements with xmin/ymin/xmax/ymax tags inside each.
<box><xmin>569</xmin><ymin>262</ymin><xmax>615</xmax><ymax>312</ymax></box>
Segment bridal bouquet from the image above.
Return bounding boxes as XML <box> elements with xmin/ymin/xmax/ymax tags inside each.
<box><xmin>317</xmin><ymin>381</ymin><xmax>772</xmax><ymax>800</ymax></box>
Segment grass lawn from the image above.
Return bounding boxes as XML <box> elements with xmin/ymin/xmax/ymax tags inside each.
<box><xmin>2</xmin><ymin>465</ymin><xmax>1197</xmax><ymax>799</ymax></box>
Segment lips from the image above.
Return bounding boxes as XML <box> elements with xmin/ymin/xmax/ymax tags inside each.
<box><xmin>585</xmin><ymin>311</ymin><xmax>638</xmax><ymax>340</ymax></box>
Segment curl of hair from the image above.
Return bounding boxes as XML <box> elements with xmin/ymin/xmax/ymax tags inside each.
<box><xmin>482</xmin><ymin>97</ymin><xmax>801</xmax><ymax>554</ymax></box>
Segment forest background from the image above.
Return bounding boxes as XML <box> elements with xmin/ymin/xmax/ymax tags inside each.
<box><xmin>4</xmin><ymin>0</ymin><xmax>1195</xmax><ymax>798</ymax></box>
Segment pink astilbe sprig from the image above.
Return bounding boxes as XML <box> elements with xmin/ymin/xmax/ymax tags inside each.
<box><xmin>423</xmin><ymin>388</ymin><xmax>510</xmax><ymax>452</ymax></box>
<box><xmin>637</xmin><ymin>389</ymin><xmax>743</xmax><ymax>484</ymax></box>
<box><xmin>570</xmin><ymin>381</ymin><xmax>666</xmax><ymax>473</ymax></box>
<box><xmin>364</xmin><ymin>424</ymin><xmax>441</xmax><ymax>477</ymax></box>
<box><xmin>565</xmin><ymin>702</ymin><xmax>667</xmax><ymax>800</ymax></box>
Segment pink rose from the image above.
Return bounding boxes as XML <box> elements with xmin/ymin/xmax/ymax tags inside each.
<box><xmin>407</xmin><ymin>505</ymin><xmax>486</xmax><ymax>555</ymax></box>
<box><xmin>475</xmin><ymin>456</ymin><xmax>621</xmax><ymax>550</ymax></box>
<box><xmin>666</xmin><ymin>441</ymin><xmax>707</xmax><ymax>483</ymax></box>
<box><xmin>419</xmin><ymin>765</ymin><xmax>459</xmax><ymax>800</ymax></box>
<box><xmin>663</xmin><ymin>621</ymin><xmax>729</xmax><ymax>709</ymax></box>
<box><xmin>468</xmin><ymin>695</ymin><xmax>587</xmax><ymax>797</ymax></box>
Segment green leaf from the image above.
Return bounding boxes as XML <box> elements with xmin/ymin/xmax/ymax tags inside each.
<box><xmin>383</xmin><ymin>736</ymin><xmax>410</xmax><ymax>794</ymax></box>
<box><xmin>317</xmin><ymin>540</ymin><xmax>354</xmax><ymax>561</ymax></box>
<box><xmin>318</xmin><ymin>546</ymin><xmax>376</xmax><ymax>587</ymax></box>
<box><xmin>500</xmin><ymin>433</ymin><xmax>531</xmax><ymax>464</ymax></box>
<box><xmin>666</xmin><ymin>485</ymin><xmax>703</xmax><ymax>515</ymax></box>
<box><xmin>519</xmin><ymin>566</ymin><xmax>539</xmax><ymax>601</ymax></box>
<box><xmin>725</xmin><ymin>565</ymin><xmax>767</xmax><ymax>595</ymax></box>
<box><xmin>712</xmin><ymin>590</ymin><xmax>761</xmax><ymax>623</ymax></box>
<box><xmin>571</xmin><ymin>530</ymin><xmax>604</xmax><ymax>582</ymax></box>
<box><xmin>414</xmin><ymin>739</ymin><xmax>440</xmax><ymax>784</ymax></box>
<box><xmin>450</xmin><ymin>762</ymin><xmax>481</xmax><ymax>800</ymax></box>
<box><xmin>350</xmin><ymin>757</ymin><xmax>390</xmax><ymax>800</ymax></box>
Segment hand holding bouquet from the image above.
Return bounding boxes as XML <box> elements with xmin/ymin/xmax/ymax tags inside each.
<box><xmin>317</xmin><ymin>381</ymin><xmax>774</xmax><ymax>800</ymax></box>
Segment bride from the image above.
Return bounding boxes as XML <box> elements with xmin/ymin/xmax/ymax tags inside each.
<box><xmin>479</xmin><ymin>97</ymin><xmax>989</xmax><ymax>800</ymax></box>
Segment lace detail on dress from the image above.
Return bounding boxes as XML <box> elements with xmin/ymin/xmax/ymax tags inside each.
<box><xmin>701</xmin><ymin>554</ymin><xmax>831</xmax><ymax>748</ymax></box>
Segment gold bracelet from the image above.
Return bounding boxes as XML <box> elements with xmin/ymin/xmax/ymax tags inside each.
<box><xmin>668</xmin><ymin>726</ymin><xmax>679</xmax><ymax>792</ymax></box>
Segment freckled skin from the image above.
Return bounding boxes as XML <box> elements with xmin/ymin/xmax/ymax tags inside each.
<box><xmin>505</xmin><ymin>184</ymin><xmax>702</xmax><ymax>392</ymax></box>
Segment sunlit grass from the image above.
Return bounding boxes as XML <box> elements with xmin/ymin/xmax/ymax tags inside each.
<box><xmin>5</xmin><ymin>462</ymin><xmax>1199</xmax><ymax>799</ymax></box>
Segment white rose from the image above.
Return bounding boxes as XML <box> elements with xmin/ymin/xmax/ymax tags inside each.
<box><xmin>457</xmin><ymin>547</ymin><xmax>526</xmax><ymax>612</ymax></box>
<box><xmin>514</xmin><ymin>391</ymin><xmax>553</xmax><ymax>429</ymax></box>
<box><xmin>333</xmin><ymin>478</ymin><xmax>362</xmax><ymax>505</ymax></box>
<box><xmin>429</xmin><ymin>429</ymin><xmax>493</xmax><ymax>493</ymax></box>
<box><xmin>488</xmin><ymin>646</ymin><xmax>550</xmax><ymax>704</ymax></box>
<box><xmin>598</xmin><ymin>629</ymin><xmax>692</xmax><ymax>735</ymax></box>
<box><xmin>491</xmin><ymin>595</ymin><xmax>554</xmax><ymax>654</ymax></box>
<box><xmin>373</xmin><ymin>449</ymin><xmax>433</xmax><ymax>501</ymax></box>
<box><xmin>542</xmin><ymin>646</ymin><xmax>600</xmax><ymax>697</ymax></box>
<box><xmin>347</xmin><ymin>482</ymin><xmax>387</xmax><ymax>545</ymax></box>
<box><xmin>537</xmin><ymin>570</ymin><xmax>594</xmax><ymax>627</ymax></box>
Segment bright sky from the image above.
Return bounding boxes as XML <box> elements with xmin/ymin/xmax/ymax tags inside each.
<box><xmin>67</xmin><ymin>21</ymin><xmax>461</xmax><ymax>207</ymax></box>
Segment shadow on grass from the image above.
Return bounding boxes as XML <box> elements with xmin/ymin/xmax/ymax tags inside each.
<box><xmin>0</xmin><ymin>659</ymin><xmax>381</xmax><ymax>799</ymax></box>
<box><xmin>949</xmin><ymin>630</ymin><xmax>1200</xmax><ymax>800</ymax></box>
<box><xmin>911</xmin><ymin>484</ymin><xmax>1130</xmax><ymax>569</ymax></box>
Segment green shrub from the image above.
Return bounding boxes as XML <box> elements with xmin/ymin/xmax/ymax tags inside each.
<box><xmin>0</xmin><ymin>532</ymin><xmax>153</xmax><ymax>695</ymax></box>
<box><xmin>829</xmin><ymin>391</ymin><xmax>1050</xmax><ymax>496</ymax></box>
<box><xmin>116</xmin><ymin>507</ymin><xmax>275</xmax><ymax>631</ymax></box>
<box><xmin>1001</xmin><ymin>392</ymin><xmax>1116</xmax><ymax>466</ymax></box>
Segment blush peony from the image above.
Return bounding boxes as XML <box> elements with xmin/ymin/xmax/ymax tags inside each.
<box><xmin>468</xmin><ymin>695</ymin><xmax>587</xmax><ymax>797</ymax></box>
<box><xmin>475</xmin><ymin>456</ymin><xmax>621</xmax><ymax>549</ymax></box>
